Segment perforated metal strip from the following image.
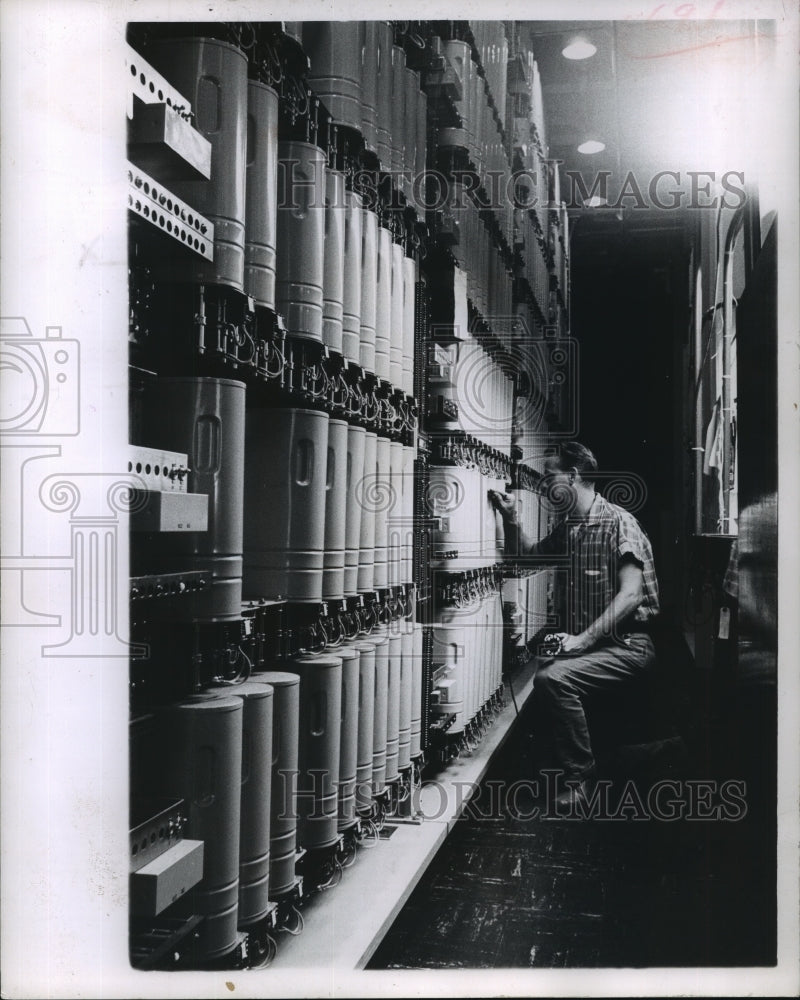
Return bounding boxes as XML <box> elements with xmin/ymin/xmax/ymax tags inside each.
<box><xmin>127</xmin><ymin>162</ymin><xmax>215</xmax><ymax>261</ymax></box>
<box><xmin>126</xmin><ymin>43</ymin><xmax>193</xmax><ymax>120</ymax></box>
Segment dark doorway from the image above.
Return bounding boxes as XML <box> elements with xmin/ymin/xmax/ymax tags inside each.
<box><xmin>569</xmin><ymin>208</ymin><xmax>690</xmax><ymax>620</ymax></box>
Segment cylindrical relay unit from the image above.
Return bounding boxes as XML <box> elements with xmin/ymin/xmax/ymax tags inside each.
<box><xmin>208</xmin><ymin>680</ymin><xmax>274</xmax><ymax>928</ymax></box>
<box><xmin>292</xmin><ymin>654</ymin><xmax>343</xmax><ymax>851</ymax></box>
<box><xmin>155</xmin><ymin>696</ymin><xmax>243</xmax><ymax>959</ymax></box>
<box><xmin>276</xmin><ymin>140</ymin><xmax>326</xmax><ymax>341</ymax></box>
<box><xmin>142</xmin><ymin>376</ymin><xmax>246</xmax><ymax>621</ymax></box>
<box><xmin>244</xmin><ymin>79</ymin><xmax>279</xmax><ymax>309</ymax></box>
<box><xmin>354</xmin><ymin>641</ymin><xmax>376</xmax><ymax>813</ymax></box>
<box><xmin>244</xmin><ymin>407</ymin><xmax>329</xmax><ymax>602</ymax></box>
<box><xmin>147</xmin><ymin>36</ymin><xmax>248</xmax><ymax>290</ymax></box>
<box><xmin>336</xmin><ymin>645</ymin><xmax>361</xmax><ymax>831</ymax></box>
<box><xmin>251</xmin><ymin>670</ymin><xmax>300</xmax><ymax>899</ymax></box>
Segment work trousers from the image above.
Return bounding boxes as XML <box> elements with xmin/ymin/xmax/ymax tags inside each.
<box><xmin>534</xmin><ymin>633</ymin><xmax>656</xmax><ymax>779</ymax></box>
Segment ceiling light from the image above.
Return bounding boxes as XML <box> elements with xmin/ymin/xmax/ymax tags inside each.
<box><xmin>578</xmin><ymin>140</ymin><xmax>606</xmax><ymax>155</ymax></box>
<box><xmin>562</xmin><ymin>39</ymin><xmax>597</xmax><ymax>60</ymax></box>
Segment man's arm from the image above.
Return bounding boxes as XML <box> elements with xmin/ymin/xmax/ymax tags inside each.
<box><xmin>501</xmin><ymin>508</ymin><xmax>538</xmax><ymax>556</ymax></box>
<box><xmin>557</xmin><ymin>561</ymin><xmax>644</xmax><ymax>655</ymax></box>
<box><xmin>490</xmin><ymin>490</ymin><xmax>539</xmax><ymax>556</ymax></box>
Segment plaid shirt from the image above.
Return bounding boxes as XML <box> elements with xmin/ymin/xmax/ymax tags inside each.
<box><xmin>534</xmin><ymin>493</ymin><xmax>660</xmax><ymax>636</ymax></box>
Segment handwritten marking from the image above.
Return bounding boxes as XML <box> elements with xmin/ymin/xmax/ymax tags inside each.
<box><xmin>622</xmin><ymin>32</ymin><xmax>768</xmax><ymax>61</ymax></box>
<box><xmin>637</xmin><ymin>0</ymin><xmax>730</xmax><ymax>17</ymax></box>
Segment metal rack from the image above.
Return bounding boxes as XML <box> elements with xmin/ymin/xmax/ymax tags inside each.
<box><xmin>127</xmin><ymin>19</ymin><xmax>571</xmax><ymax>971</ymax></box>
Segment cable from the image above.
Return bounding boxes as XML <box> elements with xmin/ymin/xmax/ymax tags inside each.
<box><xmin>358</xmin><ymin>816</ymin><xmax>380</xmax><ymax>847</ymax></box>
<box><xmin>374</xmin><ymin>798</ymin><xmax>387</xmax><ymax>832</ymax></box>
<box><xmin>504</xmin><ymin>675</ymin><xmax>519</xmax><ymax>717</ymax></box>
<box><xmin>340</xmin><ymin>837</ymin><xmax>358</xmax><ymax>868</ymax></box>
<box><xmin>278</xmin><ymin>905</ymin><xmax>304</xmax><ymax>936</ymax></box>
<box><xmin>318</xmin><ymin>858</ymin><xmax>343</xmax><ymax>891</ymax></box>
<box><xmin>213</xmin><ymin>645</ymin><xmax>252</xmax><ymax>686</ymax></box>
<box><xmin>249</xmin><ymin>933</ymin><xmax>278</xmax><ymax>969</ymax></box>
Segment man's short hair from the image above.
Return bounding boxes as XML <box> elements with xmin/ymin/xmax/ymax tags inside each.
<box><xmin>555</xmin><ymin>442</ymin><xmax>598</xmax><ymax>484</ymax></box>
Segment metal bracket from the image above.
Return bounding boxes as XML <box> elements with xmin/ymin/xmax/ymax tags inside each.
<box><xmin>128</xmin><ymin>99</ymin><xmax>212</xmax><ymax>181</ymax></box>
<box><xmin>126</xmin><ymin>43</ymin><xmax>194</xmax><ymax>122</ymax></box>
<box><xmin>128</xmin><ymin>162</ymin><xmax>215</xmax><ymax>261</ymax></box>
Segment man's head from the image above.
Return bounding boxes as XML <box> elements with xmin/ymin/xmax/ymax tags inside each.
<box><xmin>540</xmin><ymin>442</ymin><xmax>598</xmax><ymax>516</ymax></box>
<box><xmin>543</xmin><ymin>442</ymin><xmax>598</xmax><ymax>486</ymax></box>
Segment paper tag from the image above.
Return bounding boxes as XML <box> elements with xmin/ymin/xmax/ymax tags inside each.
<box><xmin>718</xmin><ymin>606</ymin><xmax>731</xmax><ymax>640</ymax></box>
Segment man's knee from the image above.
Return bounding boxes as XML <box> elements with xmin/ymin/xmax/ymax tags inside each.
<box><xmin>535</xmin><ymin>660</ymin><xmax>572</xmax><ymax>695</ymax></box>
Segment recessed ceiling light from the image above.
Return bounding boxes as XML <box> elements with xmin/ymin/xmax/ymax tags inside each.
<box><xmin>578</xmin><ymin>140</ymin><xmax>606</xmax><ymax>155</ymax></box>
<box><xmin>562</xmin><ymin>39</ymin><xmax>597</xmax><ymax>60</ymax></box>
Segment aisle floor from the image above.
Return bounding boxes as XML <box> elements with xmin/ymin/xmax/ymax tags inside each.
<box><xmin>368</xmin><ymin>660</ymin><xmax>777</xmax><ymax>970</ymax></box>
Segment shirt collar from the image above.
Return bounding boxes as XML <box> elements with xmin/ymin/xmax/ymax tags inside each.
<box><xmin>560</xmin><ymin>491</ymin><xmax>602</xmax><ymax>529</ymax></box>
<box><xmin>586</xmin><ymin>492</ymin><xmax>606</xmax><ymax>523</ymax></box>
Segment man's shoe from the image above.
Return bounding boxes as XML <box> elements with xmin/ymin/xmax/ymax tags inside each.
<box><xmin>552</xmin><ymin>773</ymin><xmax>596</xmax><ymax>812</ymax></box>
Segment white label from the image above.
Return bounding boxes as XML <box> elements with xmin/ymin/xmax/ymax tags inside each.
<box><xmin>718</xmin><ymin>606</ymin><xmax>731</xmax><ymax>640</ymax></box>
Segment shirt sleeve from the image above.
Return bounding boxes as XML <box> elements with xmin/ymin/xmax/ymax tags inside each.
<box><xmin>615</xmin><ymin>515</ymin><xmax>650</xmax><ymax>569</ymax></box>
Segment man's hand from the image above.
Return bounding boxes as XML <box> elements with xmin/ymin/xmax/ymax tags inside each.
<box><xmin>489</xmin><ymin>490</ymin><xmax>518</xmax><ymax>523</ymax></box>
<box><xmin>553</xmin><ymin>632</ymin><xmax>592</xmax><ymax>656</ymax></box>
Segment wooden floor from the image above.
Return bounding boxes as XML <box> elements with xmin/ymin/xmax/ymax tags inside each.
<box><xmin>368</xmin><ymin>646</ymin><xmax>777</xmax><ymax>970</ymax></box>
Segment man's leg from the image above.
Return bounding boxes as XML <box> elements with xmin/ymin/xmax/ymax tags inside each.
<box><xmin>534</xmin><ymin>634</ymin><xmax>656</xmax><ymax>780</ymax></box>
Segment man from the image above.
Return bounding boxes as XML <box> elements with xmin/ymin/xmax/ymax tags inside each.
<box><xmin>491</xmin><ymin>443</ymin><xmax>660</xmax><ymax>807</ymax></box>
